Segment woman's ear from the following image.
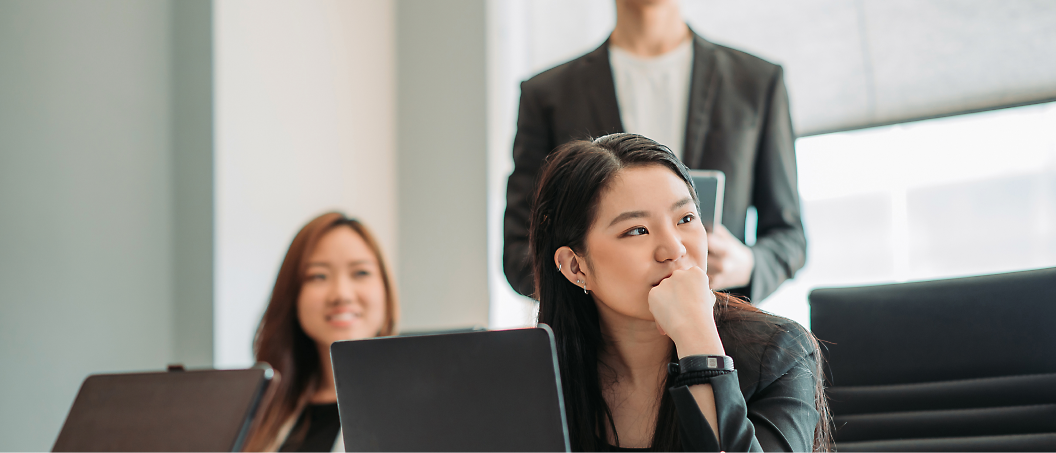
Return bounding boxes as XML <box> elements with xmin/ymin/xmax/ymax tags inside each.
<box><xmin>554</xmin><ymin>246</ymin><xmax>587</xmax><ymax>288</ymax></box>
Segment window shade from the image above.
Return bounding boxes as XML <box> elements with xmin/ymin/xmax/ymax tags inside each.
<box><xmin>682</xmin><ymin>0</ymin><xmax>1056</xmax><ymax>135</ymax></box>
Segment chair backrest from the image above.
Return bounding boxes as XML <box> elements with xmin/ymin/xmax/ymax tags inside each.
<box><xmin>810</xmin><ymin>267</ymin><xmax>1056</xmax><ymax>451</ymax></box>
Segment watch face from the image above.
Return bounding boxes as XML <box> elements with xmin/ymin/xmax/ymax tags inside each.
<box><xmin>680</xmin><ymin>355</ymin><xmax>734</xmax><ymax>372</ymax></box>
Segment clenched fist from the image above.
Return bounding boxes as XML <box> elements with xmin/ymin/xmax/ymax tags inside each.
<box><xmin>647</xmin><ymin>267</ymin><xmax>724</xmax><ymax>357</ymax></box>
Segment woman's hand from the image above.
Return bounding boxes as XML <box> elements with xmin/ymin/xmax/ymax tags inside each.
<box><xmin>648</xmin><ymin>266</ymin><xmax>725</xmax><ymax>357</ymax></box>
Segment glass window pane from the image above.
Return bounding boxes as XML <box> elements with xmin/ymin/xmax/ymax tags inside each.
<box><xmin>760</xmin><ymin>101</ymin><xmax>1056</xmax><ymax>329</ymax></box>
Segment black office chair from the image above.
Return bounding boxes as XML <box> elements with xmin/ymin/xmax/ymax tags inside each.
<box><xmin>810</xmin><ymin>267</ymin><xmax>1056</xmax><ymax>451</ymax></box>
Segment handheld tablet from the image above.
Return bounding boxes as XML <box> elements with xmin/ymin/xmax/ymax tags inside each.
<box><xmin>688</xmin><ymin>169</ymin><xmax>725</xmax><ymax>231</ymax></box>
<box><xmin>52</xmin><ymin>366</ymin><xmax>273</xmax><ymax>452</ymax></box>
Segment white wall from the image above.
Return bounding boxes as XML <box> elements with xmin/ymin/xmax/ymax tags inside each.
<box><xmin>0</xmin><ymin>0</ymin><xmax>214</xmax><ymax>449</ymax></box>
<box><xmin>213</xmin><ymin>0</ymin><xmax>398</xmax><ymax>368</ymax></box>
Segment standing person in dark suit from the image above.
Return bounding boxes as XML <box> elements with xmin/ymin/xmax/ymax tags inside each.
<box><xmin>503</xmin><ymin>0</ymin><xmax>805</xmax><ymax>303</ymax></box>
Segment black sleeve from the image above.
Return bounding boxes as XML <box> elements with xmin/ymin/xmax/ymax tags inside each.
<box><xmin>503</xmin><ymin>81</ymin><xmax>554</xmax><ymax>297</ymax></box>
<box><xmin>668</xmin><ymin>326</ymin><xmax>820</xmax><ymax>452</ymax></box>
<box><xmin>742</xmin><ymin>66</ymin><xmax>807</xmax><ymax>302</ymax></box>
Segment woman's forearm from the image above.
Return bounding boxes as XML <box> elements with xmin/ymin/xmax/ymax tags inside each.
<box><xmin>688</xmin><ymin>383</ymin><xmax>720</xmax><ymax>443</ymax></box>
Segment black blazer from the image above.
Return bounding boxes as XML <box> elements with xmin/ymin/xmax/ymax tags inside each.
<box><xmin>669</xmin><ymin>316</ymin><xmax>820</xmax><ymax>451</ymax></box>
<box><xmin>503</xmin><ymin>32</ymin><xmax>806</xmax><ymax>302</ymax></box>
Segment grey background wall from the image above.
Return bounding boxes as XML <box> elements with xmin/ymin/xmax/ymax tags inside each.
<box><xmin>0</xmin><ymin>0</ymin><xmax>213</xmax><ymax>450</ymax></box>
<box><xmin>396</xmin><ymin>0</ymin><xmax>490</xmax><ymax>331</ymax></box>
<box><xmin>171</xmin><ymin>0</ymin><xmax>215</xmax><ymax>374</ymax></box>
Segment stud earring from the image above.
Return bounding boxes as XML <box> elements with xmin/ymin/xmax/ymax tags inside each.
<box><xmin>577</xmin><ymin>279</ymin><xmax>587</xmax><ymax>294</ymax></box>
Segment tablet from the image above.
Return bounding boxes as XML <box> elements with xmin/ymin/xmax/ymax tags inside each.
<box><xmin>331</xmin><ymin>326</ymin><xmax>570</xmax><ymax>452</ymax></box>
<box><xmin>52</xmin><ymin>366</ymin><xmax>273</xmax><ymax>452</ymax></box>
<box><xmin>688</xmin><ymin>169</ymin><xmax>725</xmax><ymax>231</ymax></box>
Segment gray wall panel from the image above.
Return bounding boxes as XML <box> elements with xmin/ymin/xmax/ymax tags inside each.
<box><xmin>0</xmin><ymin>0</ymin><xmax>214</xmax><ymax>449</ymax></box>
<box><xmin>396</xmin><ymin>0</ymin><xmax>490</xmax><ymax>331</ymax></box>
<box><xmin>171</xmin><ymin>0</ymin><xmax>214</xmax><ymax>369</ymax></box>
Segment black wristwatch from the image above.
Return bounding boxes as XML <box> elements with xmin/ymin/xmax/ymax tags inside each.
<box><xmin>668</xmin><ymin>355</ymin><xmax>734</xmax><ymax>388</ymax></box>
<box><xmin>678</xmin><ymin>354</ymin><xmax>734</xmax><ymax>373</ymax></box>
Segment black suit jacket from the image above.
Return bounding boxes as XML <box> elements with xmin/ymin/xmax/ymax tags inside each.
<box><xmin>503</xmin><ymin>32</ymin><xmax>806</xmax><ymax>302</ymax></box>
<box><xmin>670</xmin><ymin>316</ymin><xmax>820</xmax><ymax>451</ymax></box>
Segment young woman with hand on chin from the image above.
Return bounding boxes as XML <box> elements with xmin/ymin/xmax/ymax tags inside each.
<box><xmin>243</xmin><ymin>212</ymin><xmax>399</xmax><ymax>452</ymax></box>
<box><xmin>531</xmin><ymin>134</ymin><xmax>830</xmax><ymax>451</ymax></box>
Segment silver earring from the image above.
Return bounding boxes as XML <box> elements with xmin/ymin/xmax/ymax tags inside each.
<box><xmin>577</xmin><ymin>279</ymin><xmax>587</xmax><ymax>294</ymax></box>
<box><xmin>557</xmin><ymin>263</ymin><xmax>562</xmax><ymax>272</ymax></box>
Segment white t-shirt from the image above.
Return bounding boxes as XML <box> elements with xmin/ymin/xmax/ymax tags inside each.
<box><xmin>609</xmin><ymin>38</ymin><xmax>694</xmax><ymax>159</ymax></box>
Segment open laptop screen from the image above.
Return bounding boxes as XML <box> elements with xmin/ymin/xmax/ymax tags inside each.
<box><xmin>52</xmin><ymin>367</ymin><xmax>272</xmax><ymax>452</ymax></box>
<box><xmin>331</xmin><ymin>326</ymin><xmax>569</xmax><ymax>452</ymax></box>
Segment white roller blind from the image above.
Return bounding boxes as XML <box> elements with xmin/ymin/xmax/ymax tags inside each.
<box><xmin>682</xmin><ymin>0</ymin><xmax>1056</xmax><ymax>135</ymax></box>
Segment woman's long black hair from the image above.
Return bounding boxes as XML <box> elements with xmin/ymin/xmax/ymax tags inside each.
<box><xmin>529</xmin><ymin>133</ymin><xmax>831</xmax><ymax>451</ymax></box>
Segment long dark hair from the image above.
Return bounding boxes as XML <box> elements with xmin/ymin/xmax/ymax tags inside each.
<box><xmin>243</xmin><ymin>212</ymin><xmax>399</xmax><ymax>451</ymax></box>
<box><xmin>529</xmin><ymin>134</ymin><xmax>831</xmax><ymax>451</ymax></box>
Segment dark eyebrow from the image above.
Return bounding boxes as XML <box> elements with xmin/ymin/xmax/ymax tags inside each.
<box><xmin>671</xmin><ymin>197</ymin><xmax>693</xmax><ymax>211</ymax></box>
<box><xmin>608</xmin><ymin>197</ymin><xmax>694</xmax><ymax>228</ymax></box>
<box><xmin>306</xmin><ymin>260</ymin><xmax>373</xmax><ymax>268</ymax></box>
<box><xmin>608</xmin><ymin>210</ymin><xmax>648</xmax><ymax>227</ymax></box>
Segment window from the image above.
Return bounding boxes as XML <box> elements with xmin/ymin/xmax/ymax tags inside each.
<box><xmin>759</xmin><ymin>102</ymin><xmax>1056</xmax><ymax>328</ymax></box>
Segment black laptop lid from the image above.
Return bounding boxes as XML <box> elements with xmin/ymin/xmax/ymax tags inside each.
<box><xmin>331</xmin><ymin>326</ymin><xmax>570</xmax><ymax>452</ymax></box>
<box><xmin>52</xmin><ymin>367</ymin><xmax>272</xmax><ymax>452</ymax></box>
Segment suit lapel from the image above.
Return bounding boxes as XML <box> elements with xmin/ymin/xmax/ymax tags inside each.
<box><xmin>579</xmin><ymin>41</ymin><xmax>624</xmax><ymax>136</ymax></box>
<box><xmin>683</xmin><ymin>32</ymin><xmax>720</xmax><ymax>169</ymax></box>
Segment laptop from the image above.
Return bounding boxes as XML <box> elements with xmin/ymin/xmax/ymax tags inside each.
<box><xmin>331</xmin><ymin>325</ymin><xmax>570</xmax><ymax>452</ymax></box>
<box><xmin>689</xmin><ymin>169</ymin><xmax>725</xmax><ymax>231</ymax></box>
<box><xmin>52</xmin><ymin>366</ymin><xmax>273</xmax><ymax>452</ymax></box>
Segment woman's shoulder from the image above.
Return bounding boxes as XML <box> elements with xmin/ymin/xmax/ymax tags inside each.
<box><xmin>719</xmin><ymin>308</ymin><xmax>811</xmax><ymax>345</ymax></box>
<box><xmin>718</xmin><ymin>311</ymin><xmax>818</xmax><ymax>397</ymax></box>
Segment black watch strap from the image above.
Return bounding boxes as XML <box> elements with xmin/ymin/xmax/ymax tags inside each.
<box><xmin>676</xmin><ymin>354</ymin><xmax>734</xmax><ymax>374</ymax></box>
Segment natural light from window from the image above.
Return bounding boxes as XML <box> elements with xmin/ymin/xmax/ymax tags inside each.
<box><xmin>758</xmin><ymin>101</ymin><xmax>1056</xmax><ymax>328</ymax></box>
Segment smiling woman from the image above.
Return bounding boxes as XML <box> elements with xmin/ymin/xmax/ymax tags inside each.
<box><xmin>531</xmin><ymin>133</ymin><xmax>831</xmax><ymax>451</ymax></box>
<box><xmin>243</xmin><ymin>212</ymin><xmax>399</xmax><ymax>452</ymax></box>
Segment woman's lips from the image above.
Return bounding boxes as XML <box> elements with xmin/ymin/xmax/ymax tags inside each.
<box><xmin>652</xmin><ymin>273</ymin><xmax>673</xmax><ymax>287</ymax></box>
